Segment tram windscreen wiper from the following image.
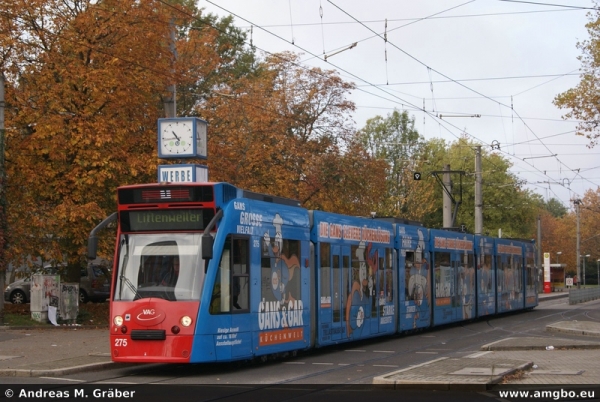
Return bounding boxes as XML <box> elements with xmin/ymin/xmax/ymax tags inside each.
<box><xmin>117</xmin><ymin>235</ymin><xmax>142</xmax><ymax>300</ymax></box>
<box><xmin>120</xmin><ymin>275</ymin><xmax>142</xmax><ymax>300</ymax></box>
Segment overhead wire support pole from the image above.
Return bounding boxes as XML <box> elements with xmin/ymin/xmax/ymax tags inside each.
<box><xmin>574</xmin><ymin>199</ymin><xmax>581</xmax><ymax>289</ymax></box>
<box><xmin>474</xmin><ymin>145</ymin><xmax>483</xmax><ymax>235</ymax></box>
<box><xmin>431</xmin><ymin>169</ymin><xmax>465</xmax><ymax>229</ymax></box>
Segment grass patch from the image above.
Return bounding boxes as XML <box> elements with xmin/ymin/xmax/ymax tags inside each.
<box><xmin>1</xmin><ymin>303</ymin><xmax>109</xmax><ymax>326</ymax></box>
<box><xmin>2</xmin><ymin>313</ymin><xmax>48</xmax><ymax>326</ymax></box>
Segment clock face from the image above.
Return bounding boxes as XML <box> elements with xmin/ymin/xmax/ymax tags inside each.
<box><xmin>160</xmin><ymin>120</ymin><xmax>194</xmax><ymax>156</ymax></box>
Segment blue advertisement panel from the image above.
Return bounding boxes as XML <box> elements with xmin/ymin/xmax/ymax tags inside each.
<box><xmin>495</xmin><ymin>239</ymin><xmax>525</xmax><ymax>313</ymax></box>
<box><xmin>475</xmin><ymin>236</ymin><xmax>496</xmax><ymax>317</ymax></box>
<box><xmin>430</xmin><ymin>230</ymin><xmax>475</xmax><ymax>326</ymax></box>
<box><xmin>310</xmin><ymin>211</ymin><xmax>395</xmax><ymax>346</ymax></box>
<box><xmin>193</xmin><ymin>196</ymin><xmax>311</xmax><ymax>362</ymax></box>
<box><xmin>396</xmin><ymin>224</ymin><xmax>431</xmax><ymax>332</ymax></box>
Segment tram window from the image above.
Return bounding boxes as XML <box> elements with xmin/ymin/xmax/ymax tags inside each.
<box><xmin>405</xmin><ymin>251</ymin><xmax>415</xmax><ymax>299</ymax></box>
<box><xmin>385</xmin><ymin>249</ymin><xmax>393</xmax><ymax>302</ymax></box>
<box><xmin>481</xmin><ymin>254</ymin><xmax>493</xmax><ymax>292</ymax></box>
<box><xmin>233</xmin><ymin>238</ymin><xmax>248</xmax><ymax>275</ymax></box>
<box><xmin>378</xmin><ymin>254</ymin><xmax>385</xmax><ymax>302</ymax></box>
<box><xmin>350</xmin><ymin>245</ymin><xmax>361</xmax><ymax>300</ymax></box>
<box><xmin>210</xmin><ymin>236</ymin><xmax>250</xmax><ymax>313</ymax></box>
<box><xmin>350</xmin><ymin>244</ymin><xmax>370</xmax><ymax>312</ymax></box>
<box><xmin>333</xmin><ymin>254</ymin><xmax>340</xmax><ymax>322</ymax></box>
<box><xmin>466</xmin><ymin>254</ymin><xmax>474</xmax><ymax>270</ymax></box>
<box><xmin>342</xmin><ymin>255</ymin><xmax>349</xmax><ymax>322</ymax></box>
<box><xmin>514</xmin><ymin>256</ymin><xmax>523</xmax><ymax>291</ymax></box>
<box><xmin>434</xmin><ymin>252</ymin><xmax>452</xmax><ymax>301</ymax></box>
<box><xmin>232</xmin><ymin>237</ymin><xmax>249</xmax><ymax>311</ymax></box>
<box><xmin>261</xmin><ymin>236</ymin><xmax>301</xmax><ymax>304</ymax></box>
<box><xmin>372</xmin><ymin>255</ymin><xmax>382</xmax><ymax>315</ymax></box>
<box><xmin>283</xmin><ymin>239</ymin><xmax>301</xmax><ymax>303</ymax></box>
<box><xmin>496</xmin><ymin>256</ymin><xmax>504</xmax><ymax>292</ymax></box>
<box><xmin>320</xmin><ymin>243</ymin><xmax>331</xmax><ymax>306</ymax></box>
<box><xmin>210</xmin><ymin>238</ymin><xmax>231</xmax><ymax>314</ymax></box>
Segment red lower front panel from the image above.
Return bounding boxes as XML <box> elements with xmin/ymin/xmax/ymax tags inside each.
<box><xmin>110</xmin><ymin>299</ymin><xmax>199</xmax><ymax>363</ymax></box>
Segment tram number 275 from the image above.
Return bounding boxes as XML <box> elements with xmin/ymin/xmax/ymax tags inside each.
<box><xmin>114</xmin><ymin>338</ymin><xmax>128</xmax><ymax>347</ymax></box>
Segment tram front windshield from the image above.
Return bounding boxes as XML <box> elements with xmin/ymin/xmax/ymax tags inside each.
<box><xmin>114</xmin><ymin>233</ymin><xmax>205</xmax><ymax>302</ymax></box>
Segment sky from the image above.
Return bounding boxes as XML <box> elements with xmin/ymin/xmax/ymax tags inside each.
<box><xmin>198</xmin><ymin>0</ymin><xmax>598</xmax><ymax>210</ymax></box>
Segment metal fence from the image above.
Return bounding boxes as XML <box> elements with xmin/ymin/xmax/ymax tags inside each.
<box><xmin>569</xmin><ymin>287</ymin><xmax>600</xmax><ymax>305</ymax></box>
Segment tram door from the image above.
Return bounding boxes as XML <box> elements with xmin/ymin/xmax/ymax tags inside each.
<box><xmin>330</xmin><ymin>245</ymin><xmax>351</xmax><ymax>341</ymax></box>
<box><xmin>318</xmin><ymin>242</ymin><xmax>350</xmax><ymax>343</ymax></box>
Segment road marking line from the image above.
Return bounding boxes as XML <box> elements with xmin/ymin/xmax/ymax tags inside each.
<box><xmin>465</xmin><ymin>351</ymin><xmax>492</xmax><ymax>358</ymax></box>
<box><xmin>415</xmin><ymin>351</ymin><xmax>438</xmax><ymax>354</ymax></box>
<box><xmin>312</xmin><ymin>362</ymin><xmax>334</xmax><ymax>365</ymax></box>
<box><xmin>373</xmin><ymin>350</ymin><xmax>394</xmax><ymax>353</ymax></box>
<box><xmin>373</xmin><ymin>364</ymin><xmax>399</xmax><ymax>367</ymax></box>
<box><xmin>40</xmin><ymin>377</ymin><xmax>84</xmax><ymax>382</ymax></box>
<box><xmin>345</xmin><ymin>349</ymin><xmax>366</xmax><ymax>352</ymax></box>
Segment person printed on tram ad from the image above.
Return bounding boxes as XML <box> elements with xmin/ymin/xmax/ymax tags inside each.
<box><xmin>232</xmin><ymin>276</ymin><xmax>242</xmax><ymax>309</ymax></box>
<box><xmin>346</xmin><ymin>242</ymin><xmax>371</xmax><ymax>338</ymax></box>
<box><xmin>410</xmin><ymin>257</ymin><xmax>429</xmax><ymax>328</ymax></box>
<box><xmin>160</xmin><ymin>256</ymin><xmax>180</xmax><ymax>286</ymax></box>
<box><xmin>282</xmin><ymin>255</ymin><xmax>301</xmax><ymax>303</ymax></box>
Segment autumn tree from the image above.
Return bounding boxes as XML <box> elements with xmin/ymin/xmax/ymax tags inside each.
<box><xmin>536</xmin><ymin>189</ymin><xmax>600</xmax><ymax>283</ymax></box>
<box><xmin>0</xmin><ymin>0</ymin><xmax>250</xmax><ymax>282</ymax></box>
<box><xmin>201</xmin><ymin>52</ymin><xmax>385</xmax><ymax>214</ymax></box>
<box><xmin>554</xmin><ymin>1</ymin><xmax>600</xmax><ymax>147</ymax></box>
<box><xmin>578</xmin><ymin>188</ymin><xmax>600</xmax><ymax>283</ymax></box>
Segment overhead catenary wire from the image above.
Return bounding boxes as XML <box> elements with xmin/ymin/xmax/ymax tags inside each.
<box><xmin>323</xmin><ymin>0</ymin><xmax>595</xmax><ymax>203</ymax></box>
<box><xmin>194</xmin><ymin>1</ymin><xmax>596</xmax><ymax>206</ymax></box>
<box><xmin>7</xmin><ymin>0</ymin><xmax>591</xmax><ymax>207</ymax></box>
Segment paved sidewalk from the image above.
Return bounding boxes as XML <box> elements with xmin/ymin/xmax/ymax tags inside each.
<box><xmin>374</xmin><ymin>293</ymin><xmax>600</xmax><ymax>390</ymax></box>
<box><xmin>373</xmin><ymin>334</ymin><xmax>600</xmax><ymax>390</ymax></box>
<box><xmin>0</xmin><ymin>327</ymin><xmax>115</xmax><ymax>377</ymax></box>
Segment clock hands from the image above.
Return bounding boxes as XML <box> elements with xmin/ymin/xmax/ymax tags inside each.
<box><xmin>171</xmin><ymin>130</ymin><xmax>181</xmax><ymax>142</ymax></box>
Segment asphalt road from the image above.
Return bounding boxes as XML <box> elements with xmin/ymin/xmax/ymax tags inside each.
<box><xmin>3</xmin><ymin>296</ymin><xmax>586</xmax><ymax>387</ymax></box>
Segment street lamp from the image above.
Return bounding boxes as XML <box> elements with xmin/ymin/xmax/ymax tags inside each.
<box><xmin>597</xmin><ymin>259</ymin><xmax>599</xmax><ymax>288</ymax></box>
<box><xmin>557</xmin><ymin>251</ymin><xmax>563</xmax><ymax>285</ymax></box>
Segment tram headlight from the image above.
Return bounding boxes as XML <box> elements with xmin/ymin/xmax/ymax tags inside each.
<box><xmin>113</xmin><ymin>315</ymin><xmax>124</xmax><ymax>326</ymax></box>
<box><xmin>180</xmin><ymin>316</ymin><xmax>192</xmax><ymax>327</ymax></box>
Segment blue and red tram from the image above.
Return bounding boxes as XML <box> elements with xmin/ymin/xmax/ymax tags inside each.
<box><xmin>88</xmin><ymin>182</ymin><xmax>538</xmax><ymax>363</ymax></box>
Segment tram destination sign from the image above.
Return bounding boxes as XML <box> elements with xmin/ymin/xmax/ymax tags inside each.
<box><xmin>121</xmin><ymin>209</ymin><xmax>214</xmax><ymax>232</ymax></box>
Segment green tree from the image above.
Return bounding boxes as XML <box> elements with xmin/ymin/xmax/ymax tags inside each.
<box><xmin>544</xmin><ymin>198</ymin><xmax>568</xmax><ymax>218</ymax></box>
<box><xmin>422</xmin><ymin>136</ymin><xmax>542</xmax><ymax>237</ymax></box>
<box><xmin>554</xmin><ymin>1</ymin><xmax>600</xmax><ymax>147</ymax></box>
<box><xmin>357</xmin><ymin>109</ymin><xmax>436</xmax><ymax>220</ymax></box>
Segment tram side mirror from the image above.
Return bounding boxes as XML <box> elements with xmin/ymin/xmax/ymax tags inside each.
<box><xmin>87</xmin><ymin>236</ymin><xmax>98</xmax><ymax>260</ymax></box>
<box><xmin>202</xmin><ymin>233</ymin><xmax>214</xmax><ymax>261</ymax></box>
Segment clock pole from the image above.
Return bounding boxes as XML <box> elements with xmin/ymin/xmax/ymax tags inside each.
<box><xmin>0</xmin><ymin>72</ymin><xmax>6</xmax><ymax>325</ymax></box>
